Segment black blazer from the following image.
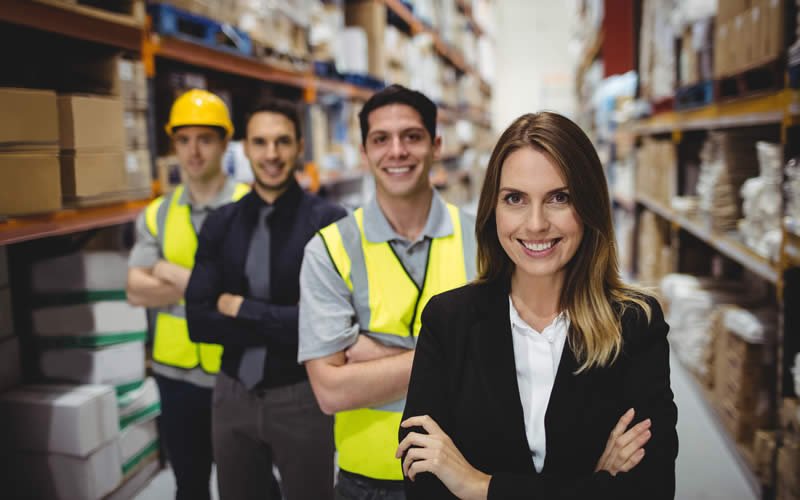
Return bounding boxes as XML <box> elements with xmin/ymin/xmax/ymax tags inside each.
<box><xmin>400</xmin><ymin>280</ymin><xmax>678</xmax><ymax>499</ymax></box>
<box><xmin>185</xmin><ymin>182</ymin><xmax>346</xmax><ymax>388</ymax></box>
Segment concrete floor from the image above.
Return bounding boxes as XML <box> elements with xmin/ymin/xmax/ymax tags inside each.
<box><xmin>134</xmin><ymin>349</ymin><xmax>761</xmax><ymax>500</ymax></box>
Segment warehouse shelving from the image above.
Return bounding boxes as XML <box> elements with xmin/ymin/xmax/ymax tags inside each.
<box><xmin>381</xmin><ymin>0</ymin><xmax>491</xmax><ymax>95</ymax></box>
<box><xmin>636</xmin><ymin>193</ymin><xmax>781</xmax><ymax>284</ymax></box>
<box><xmin>633</xmin><ymin>89</ymin><xmax>799</xmax><ymax>135</ymax></box>
<box><xmin>454</xmin><ymin>0</ymin><xmax>487</xmax><ymax>38</ymax></box>
<box><xmin>0</xmin><ymin>0</ymin><xmax>143</xmax><ymax>51</ymax></box>
<box><xmin>0</xmin><ymin>200</ymin><xmax>151</xmax><ymax>246</ymax></box>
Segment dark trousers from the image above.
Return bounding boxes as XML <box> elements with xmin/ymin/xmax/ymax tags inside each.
<box><xmin>213</xmin><ymin>371</ymin><xmax>335</xmax><ymax>500</ymax></box>
<box><xmin>155</xmin><ymin>374</ymin><xmax>214</xmax><ymax>500</ymax></box>
<box><xmin>334</xmin><ymin>471</ymin><xmax>406</xmax><ymax>500</ymax></box>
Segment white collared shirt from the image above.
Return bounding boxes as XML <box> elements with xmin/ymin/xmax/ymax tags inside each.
<box><xmin>508</xmin><ymin>296</ymin><xmax>569</xmax><ymax>472</ymax></box>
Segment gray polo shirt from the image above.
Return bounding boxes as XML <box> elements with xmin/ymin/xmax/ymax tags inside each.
<box><xmin>128</xmin><ymin>177</ymin><xmax>244</xmax><ymax>388</ymax></box>
<box><xmin>297</xmin><ymin>191</ymin><xmax>475</xmax><ymax>363</ymax></box>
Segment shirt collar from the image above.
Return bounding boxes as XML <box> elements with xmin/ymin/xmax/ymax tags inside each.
<box><xmin>243</xmin><ymin>178</ymin><xmax>303</xmax><ymax>217</ymax></box>
<box><xmin>508</xmin><ymin>296</ymin><xmax>569</xmax><ymax>343</ymax></box>
<box><xmin>177</xmin><ymin>177</ymin><xmax>241</xmax><ymax>211</ymax></box>
<box><xmin>362</xmin><ymin>190</ymin><xmax>453</xmax><ymax>243</ymax></box>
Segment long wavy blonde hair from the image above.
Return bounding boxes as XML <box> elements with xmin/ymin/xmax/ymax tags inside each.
<box><xmin>475</xmin><ymin>112</ymin><xmax>651</xmax><ymax>372</ymax></box>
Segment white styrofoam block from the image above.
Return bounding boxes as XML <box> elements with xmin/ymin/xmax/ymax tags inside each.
<box><xmin>31</xmin><ymin>251</ymin><xmax>129</xmax><ymax>292</ymax></box>
<box><xmin>0</xmin><ymin>286</ymin><xmax>13</xmax><ymax>339</ymax></box>
<box><xmin>0</xmin><ymin>245</ymin><xmax>8</xmax><ymax>287</ymax></box>
<box><xmin>9</xmin><ymin>438</ymin><xmax>122</xmax><ymax>500</ymax></box>
<box><xmin>0</xmin><ymin>384</ymin><xmax>118</xmax><ymax>456</ymax></box>
<box><xmin>119</xmin><ymin>419</ymin><xmax>158</xmax><ymax>466</ymax></box>
<box><xmin>32</xmin><ymin>300</ymin><xmax>147</xmax><ymax>337</ymax></box>
<box><xmin>40</xmin><ymin>342</ymin><xmax>145</xmax><ymax>386</ymax></box>
<box><xmin>0</xmin><ymin>335</ymin><xmax>21</xmax><ymax>392</ymax></box>
<box><xmin>119</xmin><ymin>377</ymin><xmax>160</xmax><ymax>428</ymax></box>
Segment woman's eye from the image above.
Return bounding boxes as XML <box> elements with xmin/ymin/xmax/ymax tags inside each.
<box><xmin>504</xmin><ymin>193</ymin><xmax>523</xmax><ymax>205</ymax></box>
<box><xmin>551</xmin><ymin>192</ymin><xmax>570</xmax><ymax>204</ymax></box>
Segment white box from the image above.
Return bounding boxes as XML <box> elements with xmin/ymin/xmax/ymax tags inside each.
<box><xmin>31</xmin><ymin>251</ymin><xmax>130</xmax><ymax>292</ymax></box>
<box><xmin>32</xmin><ymin>300</ymin><xmax>147</xmax><ymax>344</ymax></box>
<box><xmin>0</xmin><ymin>384</ymin><xmax>118</xmax><ymax>456</ymax></box>
<box><xmin>119</xmin><ymin>418</ymin><xmax>158</xmax><ymax>469</ymax></box>
<box><xmin>119</xmin><ymin>377</ymin><xmax>161</xmax><ymax>429</ymax></box>
<box><xmin>0</xmin><ymin>335</ymin><xmax>21</xmax><ymax>392</ymax></box>
<box><xmin>0</xmin><ymin>287</ymin><xmax>13</xmax><ymax>339</ymax></box>
<box><xmin>40</xmin><ymin>342</ymin><xmax>145</xmax><ymax>386</ymax></box>
<box><xmin>9</xmin><ymin>438</ymin><xmax>122</xmax><ymax>500</ymax></box>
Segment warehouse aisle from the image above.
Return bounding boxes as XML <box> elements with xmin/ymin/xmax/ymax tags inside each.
<box><xmin>671</xmin><ymin>350</ymin><xmax>759</xmax><ymax>500</ymax></box>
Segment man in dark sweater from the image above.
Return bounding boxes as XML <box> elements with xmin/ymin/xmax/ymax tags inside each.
<box><xmin>186</xmin><ymin>99</ymin><xmax>346</xmax><ymax>500</ymax></box>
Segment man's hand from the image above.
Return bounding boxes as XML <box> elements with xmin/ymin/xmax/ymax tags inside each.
<box><xmin>345</xmin><ymin>334</ymin><xmax>409</xmax><ymax>364</ymax></box>
<box><xmin>217</xmin><ymin>293</ymin><xmax>244</xmax><ymax>317</ymax></box>
<box><xmin>152</xmin><ymin>260</ymin><xmax>192</xmax><ymax>294</ymax></box>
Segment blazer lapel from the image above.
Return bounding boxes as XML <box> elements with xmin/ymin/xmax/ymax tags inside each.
<box><xmin>471</xmin><ymin>284</ymin><xmax>532</xmax><ymax>466</ymax></box>
<box><xmin>541</xmin><ymin>336</ymin><xmax>585</xmax><ymax>473</ymax></box>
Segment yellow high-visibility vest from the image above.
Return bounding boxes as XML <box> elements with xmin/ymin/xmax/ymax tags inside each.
<box><xmin>318</xmin><ymin>203</ymin><xmax>474</xmax><ymax>480</ymax></box>
<box><xmin>145</xmin><ymin>183</ymin><xmax>250</xmax><ymax>373</ymax></box>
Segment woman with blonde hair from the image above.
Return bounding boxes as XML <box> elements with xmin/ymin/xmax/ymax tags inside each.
<box><xmin>397</xmin><ymin>112</ymin><xmax>678</xmax><ymax>499</ymax></box>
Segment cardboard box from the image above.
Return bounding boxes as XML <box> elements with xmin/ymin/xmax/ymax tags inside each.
<box><xmin>8</xmin><ymin>438</ymin><xmax>122</xmax><ymax>500</ymax></box>
<box><xmin>0</xmin><ymin>384</ymin><xmax>118</xmax><ymax>456</ymax></box>
<box><xmin>117</xmin><ymin>59</ymin><xmax>147</xmax><ymax>110</ymax></box>
<box><xmin>0</xmin><ymin>335</ymin><xmax>21</xmax><ymax>392</ymax></box>
<box><xmin>0</xmin><ymin>150</ymin><xmax>61</xmax><ymax>216</ymax></box>
<box><xmin>778</xmin><ymin>440</ymin><xmax>800</xmax><ymax>497</ymax></box>
<box><xmin>783</xmin><ymin>398</ymin><xmax>800</xmax><ymax>436</ymax></box>
<box><xmin>754</xmin><ymin>429</ymin><xmax>777</xmax><ymax>486</ymax></box>
<box><xmin>57</xmin><ymin>95</ymin><xmax>124</xmax><ymax>150</ymax></box>
<box><xmin>119</xmin><ymin>419</ymin><xmax>158</xmax><ymax>469</ymax></box>
<box><xmin>0</xmin><ymin>287</ymin><xmax>13</xmax><ymax>339</ymax></box>
<box><xmin>60</xmin><ymin>150</ymin><xmax>127</xmax><ymax>198</ymax></box>
<box><xmin>124</xmin><ymin>110</ymin><xmax>148</xmax><ymax>150</ymax></box>
<box><xmin>31</xmin><ymin>251</ymin><xmax>130</xmax><ymax>293</ymax></box>
<box><xmin>33</xmin><ymin>300</ymin><xmax>147</xmax><ymax>341</ymax></box>
<box><xmin>714</xmin><ymin>22</ymin><xmax>728</xmax><ymax>78</ymax></box>
<box><xmin>345</xmin><ymin>0</ymin><xmax>387</xmax><ymax>79</ymax></box>
<box><xmin>763</xmin><ymin>0</ymin><xmax>785</xmax><ymax>62</ymax></box>
<box><xmin>0</xmin><ymin>88</ymin><xmax>59</xmax><ymax>146</ymax></box>
<box><xmin>125</xmin><ymin>149</ymin><xmax>153</xmax><ymax>192</ymax></box>
<box><xmin>732</xmin><ymin>14</ymin><xmax>746</xmax><ymax>72</ymax></box>
<box><xmin>718</xmin><ymin>0</ymin><xmax>751</xmax><ymax>22</ymax></box>
<box><xmin>39</xmin><ymin>341</ymin><xmax>145</xmax><ymax>386</ymax></box>
<box><xmin>118</xmin><ymin>377</ymin><xmax>160</xmax><ymax>429</ymax></box>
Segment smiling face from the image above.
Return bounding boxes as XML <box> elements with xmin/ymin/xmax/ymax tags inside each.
<box><xmin>244</xmin><ymin>111</ymin><xmax>303</xmax><ymax>199</ymax></box>
<box><xmin>495</xmin><ymin>147</ymin><xmax>584</xmax><ymax>286</ymax></box>
<box><xmin>172</xmin><ymin>126</ymin><xmax>227</xmax><ymax>182</ymax></box>
<box><xmin>362</xmin><ymin>103</ymin><xmax>441</xmax><ymax>200</ymax></box>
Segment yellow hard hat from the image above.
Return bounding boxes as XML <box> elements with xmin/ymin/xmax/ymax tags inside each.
<box><xmin>165</xmin><ymin>89</ymin><xmax>234</xmax><ymax>139</ymax></box>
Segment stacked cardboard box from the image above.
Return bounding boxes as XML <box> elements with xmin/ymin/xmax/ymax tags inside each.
<box><xmin>0</xmin><ymin>384</ymin><xmax>122</xmax><ymax>499</ymax></box>
<box><xmin>345</xmin><ymin>0</ymin><xmax>387</xmax><ymax>80</ymax></box>
<box><xmin>118</xmin><ymin>57</ymin><xmax>153</xmax><ymax>201</ymax></box>
<box><xmin>0</xmin><ymin>88</ymin><xmax>62</xmax><ymax>215</ymax></box>
<box><xmin>679</xmin><ymin>18</ymin><xmax>714</xmax><ymax>86</ymax></box>
<box><xmin>30</xmin><ymin>249</ymin><xmax>147</xmax><ymax>392</ymax></box>
<box><xmin>779</xmin><ymin>397</ymin><xmax>800</xmax><ymax>499</ymax></box>
<box><xmin>715</xmin><ymin>0</ymin><xmax>785</xmax><ymax>78</ymax></box>
<box><xmin>635</xmin><ymin>138</ymin><xmax>677</xmax><ymax>206</ymax></box>
<box><xmin>637</xmin><ymin>210</ymin><xmax>673</xmax><ymax>286</ymax></box>
<box><xmin>711</xmin><ymin>306</ymin><xmax>775</xmax><ymax>445</ymax></box>
<box><xmin>58</xmin><ymin>94</ymin><xmax>130</xmax><ymax>207</ymax></box>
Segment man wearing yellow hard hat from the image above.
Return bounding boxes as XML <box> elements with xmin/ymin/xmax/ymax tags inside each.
<box><xmin>127</xmin><ymin>89</ymin><xmax>250</xmax><ymax>500</ymax></box>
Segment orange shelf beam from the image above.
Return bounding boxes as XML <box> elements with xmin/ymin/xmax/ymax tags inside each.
<box><xmin>0</xmin><ymin>200</ymin><xmax>150</xmax><ymax>245</ymax></box>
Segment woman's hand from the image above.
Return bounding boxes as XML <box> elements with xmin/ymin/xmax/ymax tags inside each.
<box><xmin>397</xmin><ymin>415</ymin><xmax>491</xmax><ymax>500</ymax></box>
<box><xmin>595</xmin><ymin>408</ymin><xmax>652</xmax><ymax>476</ymax></box>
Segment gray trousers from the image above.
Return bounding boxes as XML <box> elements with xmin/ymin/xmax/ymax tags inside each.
<box><xmin>212</xmin><ymin>371</ymin><xmax>335</xmax><ymax>500</ymax></box>
<box><xmin>334</xmin><ymin>471</ymin><xmax>406</xmax><ymax>500</ymax></box>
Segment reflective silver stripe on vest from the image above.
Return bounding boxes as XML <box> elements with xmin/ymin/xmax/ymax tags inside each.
<box><xmin>335</xmin><ymin>215</ymin><xmax>374</xmax><ymax>338</ymax></box>
<box><xmin>460</xmin><ymin>210</ymin><xmax>477</xmax><ymax>281</ymax></box>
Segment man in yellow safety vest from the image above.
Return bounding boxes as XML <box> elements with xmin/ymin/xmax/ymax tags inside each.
<box><xmin>298</xmin><ymin>84</ymin><xmax>477</xmax><ymax>499</ymax></box>
<box><xmin>127</xmin><ymin>89</ymin><xmax>248</xmax><ymax>500</ymax></box>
